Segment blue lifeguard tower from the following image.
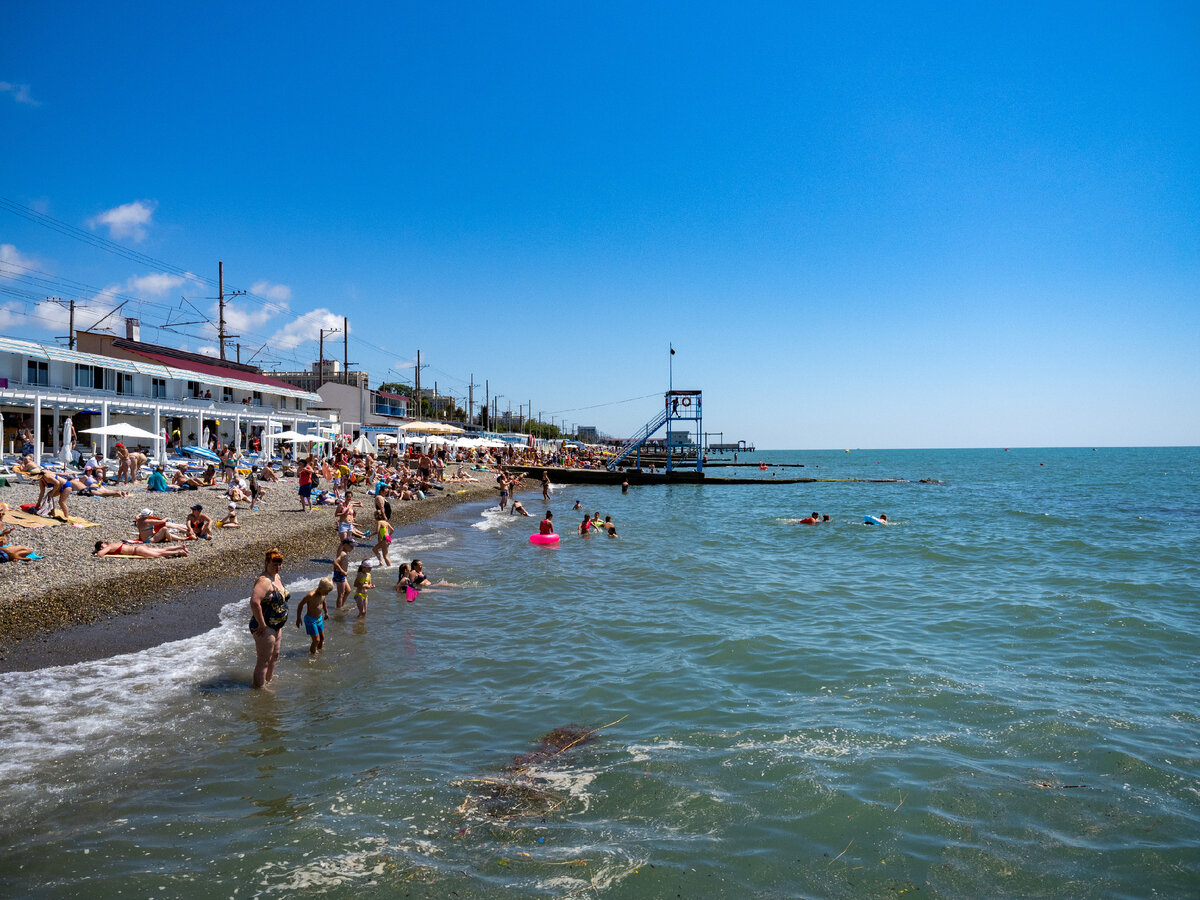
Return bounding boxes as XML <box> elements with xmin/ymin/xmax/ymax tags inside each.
<box><xmin>607</xmin><ymin>389</ymin><xmax>703</xmax><ymax>473</ymax></box>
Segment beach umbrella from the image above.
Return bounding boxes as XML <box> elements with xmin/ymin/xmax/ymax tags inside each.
<box><xmin>183</xmin><ymin>445</ymin><xmax>221</xmax><ymax>463</ymax></box>
<box><xmin>350</xmin><ymin>435</ymin><xmax>376</xmax><ymax>454</ymax></box>
<box><xmin>272</xmin><ymin>430</ymin><xmax>332</xmax><ymax>443</ymax></box>
<box><xmin>80</xmin><ymin>422</ymin><xmax>162</xmax><ymax>442</ymax></box>
<box><xmin>399</xmin><ymin>421</ymin><xmax>465</xmax><ymax>435</ymax></box>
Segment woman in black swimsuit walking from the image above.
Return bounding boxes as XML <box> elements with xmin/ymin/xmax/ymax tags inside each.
<box><xmin>249</xmin><ymin>548</ymin><xmax>290</xmax><ymax>688</ymax></box>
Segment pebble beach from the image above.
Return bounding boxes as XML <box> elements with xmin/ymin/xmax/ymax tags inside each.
<box><xmin>0</xmin><ymin>470</ymin><xmax>503</xmax><ymax>670</ymax></box>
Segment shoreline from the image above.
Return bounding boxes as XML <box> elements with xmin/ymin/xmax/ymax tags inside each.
<box><xmin>0</xmin><ymin>469</ymin><xmax>514</xmax><ymax>673</ymax></box>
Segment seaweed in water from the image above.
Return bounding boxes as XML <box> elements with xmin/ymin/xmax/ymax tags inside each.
<box><xmin>456</xmin><ymin>716</ymin><xmax>626</xmax><ymax>820</ymax></box>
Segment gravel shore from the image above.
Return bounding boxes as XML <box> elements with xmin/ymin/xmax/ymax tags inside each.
<box><xmin>0</xmin><ymin>468</ymin><xmax>507</xmax><ymax>669</ymax></box>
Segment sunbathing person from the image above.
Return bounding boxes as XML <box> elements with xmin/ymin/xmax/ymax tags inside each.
<box><xmin>172</xmin><ymin>465</ymin><xmax>205</xmax><ymax>489</ymax></box>
<box><xmin>134</xmin><ymin>510</ymin><xmax>192</xmax><ymax>543</ymax></box>
<box><xmin>258</xmin><ymin>464</ymin><xmax>280</xmax><ymax>482</ymax></box>
<box><xmin>0</xmin><ymin>526</ymin><xmax>42</xmax><ymax>561</ymax></box>
<box><xmin>71</xmin><ymin>474</ymin><xmax>129</xmax><ymax>498</ymax></box>
<box><xmin>94</xmin><ymin>540</ymin><xmax>188</xmax><ymax>558</ymax></box>
<box><xmin>186</xmin><ymin>504</ymin><xmax>214</xmax><ymax>540</ymax></box>
<box><xmin>218</xmin><ymin>501</ymin><xmax>241</xmax><ymax>528</ymax></box>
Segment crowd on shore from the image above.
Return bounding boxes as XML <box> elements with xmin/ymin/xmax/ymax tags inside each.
<box><xmin>0</xmin><ymin>437</ymin><xmax>562</xmax><ymax>652</ymax></box>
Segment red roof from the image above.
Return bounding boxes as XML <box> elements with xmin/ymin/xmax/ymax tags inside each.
<box><xmin>125</xmin><ymin>348</ymin><xmax>310</xmax><ymax>394</ymax></box>
<box><xmin>377</xmin><ymin>390</ymin><xmax>410</xmax><ymax>402</ymax></box>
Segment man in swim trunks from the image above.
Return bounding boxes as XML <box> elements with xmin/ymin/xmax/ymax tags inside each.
<box><xmin>295</xmin><ymin>577</ymin><xmax>333</xmax><ymax>654</ymax></box>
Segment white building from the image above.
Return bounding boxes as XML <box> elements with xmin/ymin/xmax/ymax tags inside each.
<box><xmin>0</xmin><ymin>331</ymin><xmax>325</xmax><ymax>463</ymax></box>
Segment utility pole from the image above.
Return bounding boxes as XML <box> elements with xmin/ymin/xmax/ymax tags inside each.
<box><xmin>484</xmin><ymin>379</ymin><xmax>489</xmax><ymax>430</ymax></box>
<box><xmin>215</xmin><ymin>262</ymin><xmax>243</xmax><ymax>360</ymax></box>
<box><xmin>343</xmin><ymin>316</ymin><xmax>349</xmax><ymax>385</ymax></box>
<box><xmin>51</xmin><ymin>297</ymin><xmax>76</xmax><ymax>349</ymax></box>
<box><xmin>468</xmin><ymin>373</ymin><xmax>476</xmax><ymax>427</ymax></box>
<box><xmin>218</xmin><ymin>261</ymin><xmax>225</xmax><ymax>359</ymax></box>
<box><xmin>414</xmin><ymin>351</ymin><xmax>428</xmax><ymax>418</ymax></box>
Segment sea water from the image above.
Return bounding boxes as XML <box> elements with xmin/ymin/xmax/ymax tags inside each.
<box><xmin>0</xmin><ymin>447</ymin><xmax>1197</xmax><ymax>899</ymax></box>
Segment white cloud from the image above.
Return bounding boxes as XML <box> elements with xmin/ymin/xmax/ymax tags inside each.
<box><xmin>220</xmin><ymin>300</ymin><xmax>279</xmax><ymax>335</ymax></box>
<box><xmin>197</xmin><ymin>345</ymin><xmax>219</xmax><ymax>357</ymax></box>
<box><xmin>0</xmin><ymin>304</ymin><xmax>24</xmax><ymax>329</ymax></box>
<box><xmin>250</xmin><ymin>280</ymin><xmax>292</xmax><ymax>303</ymax></box>
<box><xmin>0</xmin><ymin>82</ymin><xmax>39</xmax><ymax>106</ymax></box>
<box><xmin>89</xmin><ymin>200</ymin><xmax>156</xmax><ymax>242</ymax></box>
<box><xmin>271</xmin><ymin>308</ymin><xmax>343</xmax><ymax>351</ymax></box>
<box><xmin>127</xmin><ymin>272</ymin><xmax>185</xmax><ymax>296</ymax></box>
<box><xmin>0</xmin><ymin>243</ymin><xmax>38</xmax><ymax>281</ymax></box>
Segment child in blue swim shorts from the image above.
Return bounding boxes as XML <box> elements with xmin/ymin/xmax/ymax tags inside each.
<box><xmin>295</xmin><ymin>577</ymin><xmax>334</xmax><ymax>654</ymax></box>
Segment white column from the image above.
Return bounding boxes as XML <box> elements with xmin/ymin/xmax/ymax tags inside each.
<box><xmin>33</xmin><ymin>394</ymin><xmax>43</xmax><ymax>465</ymax></box>
<box><xmin>101</xmin><ymin>400</ymin><xmax>110</xmax><ymax>457</ymax></box>
<box><xmin>153</xmin><ymin>405</ymin><xmax>164</xmax><ymax>464</ymax></box>
<box><xmin>52</xmin><ymin>406</ymin><xmax>61</xmax><ymax>458</ymax></box>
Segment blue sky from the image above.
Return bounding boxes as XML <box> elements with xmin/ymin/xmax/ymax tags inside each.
<box><xmin>2</xmin><ymin>2</ymin><xmax>1197</xmax><ymax>448</ymax></box>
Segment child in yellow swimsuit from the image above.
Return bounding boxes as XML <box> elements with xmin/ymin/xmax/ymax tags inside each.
<box><xmin>353</xmin><ymin>560</ymin><xmax>374</xmax><ymax>618</ymax></box>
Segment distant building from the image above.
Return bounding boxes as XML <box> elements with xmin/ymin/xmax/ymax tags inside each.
<box><xmin>577</xmin><ymin>425</ymin><xmax>599</xmax><ymax>443</ymax></box>
<box><xmin>272</xmin><ymin>359</ymin><xmax>369</xmax><ymax>392</ymax></box>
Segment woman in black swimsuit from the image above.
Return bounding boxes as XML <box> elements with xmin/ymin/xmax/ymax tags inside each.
<box><xmin>249</xmin><ymin>548</ymin><xmax>290</xmax><ymax>688</ymax></box>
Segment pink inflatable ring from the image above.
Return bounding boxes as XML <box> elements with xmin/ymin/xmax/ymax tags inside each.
<box><xmin>529</xmin><ymin>533</ymin><xmax>560</xmax><ymax>546</ymax></box>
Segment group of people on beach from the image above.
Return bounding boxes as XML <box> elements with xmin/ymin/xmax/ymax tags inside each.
<box><xmin>248</xmin><ymin>546</ymin><xmax>442</xmax><ymax>686</ymax></box>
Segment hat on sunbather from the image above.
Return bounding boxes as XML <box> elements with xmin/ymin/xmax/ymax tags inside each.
<box><xmin>139</xmin><ymin>508</ymin><xmax>153</xmax><ymax>517</ymax></box>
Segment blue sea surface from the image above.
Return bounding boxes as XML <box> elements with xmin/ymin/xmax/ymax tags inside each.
<box><xmin>0</xmin><ymin>447</ymin><xmax>1197</xmax><ymax>898</ymax></box>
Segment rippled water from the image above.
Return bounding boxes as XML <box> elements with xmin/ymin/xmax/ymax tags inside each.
<box><xmin>1</xmin><ymin>448</ymin><xmax>1197</xmax><ymax>898</ymax></box>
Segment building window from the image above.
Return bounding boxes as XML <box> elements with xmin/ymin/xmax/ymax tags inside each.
<box><xmin>75</xmin><ymin>364</ymin><xmax>94</xmax><ymax>388</ymax></box>
<box><xmin>222</xmin><ymin>386</ymin><xmax>234</xmax><ymax>403</ymax></box>
<box><xmin>188</xmin><ymin>380</ymin><xmax>201</xmax><ymax>398</ymax></box>
<box><xmin>27</xmin><ymin>360</ymin><xmax>48</xmax><ymax>386</ymax></box>
<box><xmin>252</xmin><ymin>391</ymin><xmax>263</xmax><ymax>407</ymax></box>
<box><xmin>152</xmin><ymin>377</ymin><xmax>167</xmax><ymax>399</ymax></box>
<box><xmin>115</xmin><ymin>372</ymin><xmax>133</xmax><ymax>395</ymax></box>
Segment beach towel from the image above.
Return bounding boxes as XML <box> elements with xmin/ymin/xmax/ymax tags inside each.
<box><xmin>2</xmin><ymin>509</ymin><xmax>62</xmax><ymax>529</ymax></box>
<box><xmin>49</xmin><ymin>510</ymin><xmax>99</xmax><ymax>528</ymax></box>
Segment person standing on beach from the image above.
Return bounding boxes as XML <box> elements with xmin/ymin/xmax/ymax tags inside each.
<box><xmin>332</xmin><ymin>539</ymin><xmax>353</xmax><ymax>608</ymax></box>
<box><xmin>373</xmin><ymin>513</ymin><xmax>393</xmax><ymax>568</ymax></box>
<box><xmin>336</xmin><ymin>491</ymin><xmax>364</xmax><ymax>543</ymax></box>
<box><xmin>295</xmin><ymin>578</ymin><xmax>333</xmax><ymax>655</ymax></box>
<box><xmin>249</xmin><ymin>548</ymin><xmax>289</xmax><ymax>688</ymax></box>
<box><xmin>298</xmin><ymin>459</ymin><xmax>314</xmax><ymax>511</ymax></box>
<box><xmin>541</xmin><ymin>471</ymin><xmax>551</xmax><ymax>501</ymax></box>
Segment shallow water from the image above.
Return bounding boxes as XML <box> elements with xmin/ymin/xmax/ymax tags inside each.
<box><xmin>1</xmin><ymin>447</ymin><xmax>1197</xmax><ymax>898</ymax></box>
